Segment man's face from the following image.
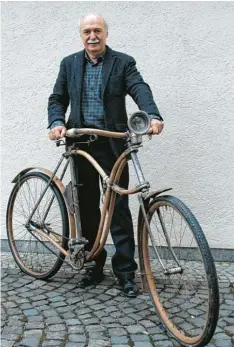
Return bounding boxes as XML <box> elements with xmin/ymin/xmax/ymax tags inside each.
<box><xmin>80</xmin><ymin>15</ymin><xmax>108</xmax><ymax>57</ymax></box>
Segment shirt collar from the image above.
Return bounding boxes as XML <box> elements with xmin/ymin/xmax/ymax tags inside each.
<box><xmin>85</xmin><ymin>49</ymin><xmax>106</xmax><ymax>64</ymax></box>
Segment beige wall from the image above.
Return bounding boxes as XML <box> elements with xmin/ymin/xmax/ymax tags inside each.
<box><xmin>1</xmin><ymin>2</ymin><xmax>234</xmax><ymax>250</ymax></box>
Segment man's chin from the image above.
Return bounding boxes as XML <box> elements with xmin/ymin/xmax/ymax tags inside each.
<box><xmin>87</xmin><ymin>47</ymin><xmax>102</xmax><ymax>55</ymax></box>
<box><xmin>89</xmin><ymin>46</ymin><xmax>99</xmax><ymax>50</ymax></box>
<box><xmin>88</xmin><ymin>45</ymin><xmax>100</xmax><ymax>51</ymax></box>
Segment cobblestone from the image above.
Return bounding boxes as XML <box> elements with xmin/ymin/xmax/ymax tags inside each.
<box><xmin>108</xmin><ymin>327</ymin><xmax>127</xmax><ymax>336</ymax></box>
<box><xmin>131</xmin><ymin>334</ymin><xmax>150</xmax><ymax>341</ymax></box>
<box><xmin>68</xmin><ymin>334</ymin><xmax>86</xmax><ymax>342</ymax></box>
<box><xmin>16</xmin><ymin>336</ymin><xmax>41</xmax><ymax>347</ymax></box>
<box><xmin>133</xmin><ymin>343</ymin><xmax>153</xmax><ymax>347</ymax></box>
<box><xmin>126</xmin><ymin>324</ymin><xmax>146</xmax><ymax>334</ymax></box>
<box><xmin>111</xmin><ymin>336</ymin><xmax>129</xmax><ymax>344</ymax></box>
<box><xmin>41</xmin><ymin>341</ymin><xmax>61</xmax><ymax>347</ymax></box>
<box><xmin>1</xmin><ymin>253</ymin><xmax>234</xmax><ymax>347</ymax></box>
<box><xmin>88</xmin><ymin>340</ymin><xmax>110</xmax><ymax>347</ymax></box>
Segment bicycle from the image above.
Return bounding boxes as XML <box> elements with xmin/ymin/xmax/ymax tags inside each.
<box><xmin>6</xmin><ymin>111</ymin><xmax>219</xmax><ymax>347</ymax></box>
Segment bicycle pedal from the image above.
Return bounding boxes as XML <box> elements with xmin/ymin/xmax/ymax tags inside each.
<box><xmin>164</xmin><ymin>267</ymin><xmax>183</xmax><ymax>275</ymax></box>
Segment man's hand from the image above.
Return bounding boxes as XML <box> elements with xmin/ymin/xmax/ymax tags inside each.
<box><xmin>49</xmin><ymin>126</ymin><xmax>66</xmax><ymax>140</ymax></box>
<box><xmin>149</xmin><ymin>119</ymin><xmax>164</xmax><ymax>136</ymax></box>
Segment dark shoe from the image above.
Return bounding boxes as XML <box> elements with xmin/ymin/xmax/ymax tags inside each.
<box><xmin>78</xmin><ymin>268</ymin><xmax>104</xmax><ymax>288</ymax></box>
<box><xmin>119</xmin><ymin>279</ymin><xmax>138</xmax><ymax>297</ymax></box>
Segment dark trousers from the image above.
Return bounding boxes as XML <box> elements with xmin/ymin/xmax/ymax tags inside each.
<box><xmin>73</xmin><ymin>138</ymin><xmax>137</xmax><ymax>280</ymax></box>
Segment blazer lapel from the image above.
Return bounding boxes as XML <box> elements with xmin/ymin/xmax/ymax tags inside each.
<box><xmin>102</xmin><ymin>46</ymin><xmax>116</xmax><ymax>98</ymax></box>
<box><xmin>74</xmin><ymin>50</ymin><xmax>85</xmax><ymax>99</ymax></box>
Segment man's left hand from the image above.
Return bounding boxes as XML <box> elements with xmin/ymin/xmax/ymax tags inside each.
<box><xmin>149</xmin><ymin>119</ymin><xmax>164</xmax><ymax>135</ymax></box>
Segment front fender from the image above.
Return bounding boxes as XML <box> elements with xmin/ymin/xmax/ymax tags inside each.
<box><xmin>12</xmin><ymin>167</ymin><xmax>76</xmax><ymax>239</ymax></box>
<box><xmin>137</xmin><ymin>187</ymin><xmax>172</xmax><ymax>292</ymax></box>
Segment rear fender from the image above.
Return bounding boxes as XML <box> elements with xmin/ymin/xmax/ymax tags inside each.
<box><xmin>12</xmin><ymin>167</ymin><xmax>76</xmax><ymax>239</ymax></box>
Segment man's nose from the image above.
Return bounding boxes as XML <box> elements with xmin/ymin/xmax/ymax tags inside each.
<box><xmin>90</xmin><ymin>31</ymin><xmax>96</xmax><ymax>39</ymax></box>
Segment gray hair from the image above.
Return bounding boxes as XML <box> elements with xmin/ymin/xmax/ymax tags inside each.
<box><xmin>79</xmin><ymin>13</ymin><xmax>108</xmax><ymax>33</ymax></box>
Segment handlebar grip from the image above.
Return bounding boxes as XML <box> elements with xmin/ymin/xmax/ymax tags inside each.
<box><xmin>66</xmin><ymin>129</ymin><xmax>83</xmax><ymax>138</ymax></box>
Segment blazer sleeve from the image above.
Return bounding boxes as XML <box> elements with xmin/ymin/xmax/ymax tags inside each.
<box><xmin>124</xmin><ymin>57</ymin><xmax>163</xmax><ymax>120</ymax></box>
<box><xmin>47</xmin><ymin>58</ymin><xmax>70</xmax><ymax>128</ymax></box>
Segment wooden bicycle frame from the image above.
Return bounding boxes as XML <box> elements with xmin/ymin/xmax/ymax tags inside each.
<box><xmin>11</xmin><ymin>128</ymin><xmax>173</xmax><ymax>290</ymax></box>
<box><xmin>12</xmin><ymin>129</ymin><xmax>149</xmax><ymax>257</ymax></box>
<box><xmin>13</xmin><ymin>129</ymin><xmax>173</xmax><ymax>279</ymax></box>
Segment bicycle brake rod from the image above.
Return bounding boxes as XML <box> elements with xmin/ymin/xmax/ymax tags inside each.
<box><xmin>138</xmin><ymin>194</ymin><xmax>167</xmax><ymax>272</ymax></box>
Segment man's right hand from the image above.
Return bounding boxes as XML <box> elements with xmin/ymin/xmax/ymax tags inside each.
<box><xmin>49</xmin><ymin>126</ymin><xmax>67</xmax><ymax>140</ymax></box>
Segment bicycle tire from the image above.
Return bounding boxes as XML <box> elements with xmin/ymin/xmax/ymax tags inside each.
<box><xmin>6</xmin><ymin>171</ymin><xmax>69</xmax><ymax>279</ymax></box>
<box><xmin>139</xmin><ymin>195</ymin><xmax>219</xmax><ymax>347</ymax></box>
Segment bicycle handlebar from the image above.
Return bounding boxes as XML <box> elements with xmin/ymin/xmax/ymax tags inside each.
<box><xmin>66</xmin><ymin>128</ymin><xmax>128</xmax><ymax>139</ymax></box>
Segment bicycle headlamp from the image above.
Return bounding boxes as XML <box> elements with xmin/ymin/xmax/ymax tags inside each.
<box><xmin>127</xmin><ymin>111</ymin><xmax>150</xmax><ymax>135</ymax></box>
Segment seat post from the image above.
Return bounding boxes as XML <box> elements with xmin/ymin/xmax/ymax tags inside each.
<box><xmin>69</xmin><ymin>156</ymin><xmax>83</xmax><ymax>240</ymax></box>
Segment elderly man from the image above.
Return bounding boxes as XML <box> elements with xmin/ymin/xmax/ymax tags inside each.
<box><xmin>48</xmin><ymin>13</ymin><xmax>164</xmax><ymax>297</ymax></box>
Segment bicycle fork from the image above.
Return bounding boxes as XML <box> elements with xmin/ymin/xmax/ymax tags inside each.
<box><xmin>130</xmin><ymin>149</ymin><xmax>182</xmax><ymax>275</ymax></box>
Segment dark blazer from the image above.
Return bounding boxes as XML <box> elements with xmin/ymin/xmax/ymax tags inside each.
<box><xmin>48</xmin><ymin>45</ymin><xmax>161</xmax><ymax>156</ymax></box>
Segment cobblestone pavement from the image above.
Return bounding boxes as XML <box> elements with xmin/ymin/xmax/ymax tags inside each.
<box><xmin>1</xmin><ymin>253</ymin><xmax>234</xmax><ymax>347</ymax></box>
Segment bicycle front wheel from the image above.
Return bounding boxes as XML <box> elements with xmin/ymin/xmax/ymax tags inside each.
<box><xmin>6</xmin><ymin>171</ymin><xmax>69</xmax><ymax>279</ymax></box>
<box><xmin>140</xmin><ymin>195</ymin><xmax>219</xmax><ymax>347</ymax></box>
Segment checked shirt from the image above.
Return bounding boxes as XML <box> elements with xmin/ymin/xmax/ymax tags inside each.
<box><xmin>81</xmin><ymin>53</ymin><xmax>105</xmax><ymax>129</ymax></box>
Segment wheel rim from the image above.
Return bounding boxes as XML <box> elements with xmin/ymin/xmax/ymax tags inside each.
<box><xmin>7</xmin><ymin>175</ymin><xmax>66</xmax><ymax>276</ymax></box>
<box><xmin>143</xmin><ymin>200</ymin><xmax>212</xmax><ymax>345</ymax></box>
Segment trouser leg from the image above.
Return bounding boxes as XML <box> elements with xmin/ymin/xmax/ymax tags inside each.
<box><xmin>73</xmin><ymin>154</ymin><xmax>107</xmax><ymax>268</ymax></box>
<box><xmin>89</xmin><ymin>141</ymin><xmax>138</xmax><ymax>280</ymax></box>
<box><xmin>109</xmin><ymin>166</ymin><xmax>138</xmax><ymax>280</ymax></box>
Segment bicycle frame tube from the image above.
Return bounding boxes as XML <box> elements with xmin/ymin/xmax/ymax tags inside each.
<box><xmin>130</xmin><ymin>151</ymin><xmax>147</xmax><ymax>185</ymax></box>
<box><xmin>26</xmin><ymin>156</ymin><xmax>66</xmax><ymax>225</ymax></box>
<box><xmin>90</xmin><ymin>157</ymin><xmax>127</xmax><ymax>259</ymax></box>
<box><xmin>69</xmin><ymin>156</ymin><xmax>83</xmax><ymax>240</ymax></box>
<box><xmin>41</xmin><ymin>159</ymin><xmax>70</xmax><ymax>225</ymax></box>
<box><xmin>29</xmin><ymin>225</ymin><xmax>69</xmax><ymax>257</ymax></box>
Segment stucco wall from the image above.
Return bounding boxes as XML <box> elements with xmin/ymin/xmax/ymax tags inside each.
<box><xmin>1</xmin><ymin>2</ymin><xmax>234</xmax><ymax>250</ymax></box>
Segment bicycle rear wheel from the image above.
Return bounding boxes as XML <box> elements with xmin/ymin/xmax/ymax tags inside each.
<box><xmin>140</xmin><ymin>195</ymin><xmax>219</xmax><ymax>347</ymax></box>
<box><xmin>6</xmin><ymin>171</ymin><xmax>69</xmax><ymax>279</ymax></box>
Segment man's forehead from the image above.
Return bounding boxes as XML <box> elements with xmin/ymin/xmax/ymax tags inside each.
<box><xmin>81</xmin><ymin>16</ymin><xmax>105</xmax><ymax>28</ymax></box>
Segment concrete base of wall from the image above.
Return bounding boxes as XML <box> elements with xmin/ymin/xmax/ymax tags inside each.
<box><xmin>1</xmin><ymin>239</ymin><xmax>234</xmax><ymax>262</ymax></box>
